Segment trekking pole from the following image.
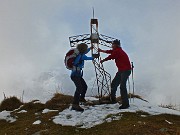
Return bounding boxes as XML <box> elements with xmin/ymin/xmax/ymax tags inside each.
<box><xmin>128</xmin><ymin>78</ymin><xmax>131</xmax><ymax>103</ymax></box>
<box><xmin>131</xmin><ymin>62</ymin><xmax>135</xmax><ymax>102</ymax></box>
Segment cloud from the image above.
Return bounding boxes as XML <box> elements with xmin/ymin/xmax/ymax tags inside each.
<box><xmin>0</xmin><ymin>0</ymin><xmax>74</xmax><ymax>101</ymax></box>
<box><xmin>0</xmin><ymin>0</ymin><xmax>180</xmax><ymax>105</ymax></box>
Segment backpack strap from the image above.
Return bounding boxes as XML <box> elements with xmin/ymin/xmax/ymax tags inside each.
<box><xmin>72</xmin><ymin>54</ymin><xmax>84</xmax><ymax>76</ymax></box>
<box><xmin>74</xmin><ymin>54</ymin><xmax>83</xmax><ymax>68</ymax></box>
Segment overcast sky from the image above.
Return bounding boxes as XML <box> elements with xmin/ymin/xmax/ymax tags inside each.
<box><xmin>0</xmin><ymin>0</ymin><xmax>180</xmax><ymax>105</ymax></box>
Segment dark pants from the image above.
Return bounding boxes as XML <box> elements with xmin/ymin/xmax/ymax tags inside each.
<box><xmin>71</xmin><ymin>76</ymin><xmax>88</xmax><ymax>105</ymax></box>
<box><xmin>111</xmin><ymin>70</ymin><xmax>131</xmax><ymax>106</ymax></box>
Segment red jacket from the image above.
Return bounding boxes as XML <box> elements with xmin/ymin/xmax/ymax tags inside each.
<box><xmin>104</xmin><ymin>47</ymin><xmax>131</xmax><ymax>71</ymax></box>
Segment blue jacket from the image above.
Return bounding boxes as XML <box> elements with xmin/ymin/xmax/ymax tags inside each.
<box><xmin>71</xmin><ymin>48</ymin><xmax>94</xmax><ymax>77</ymax></box>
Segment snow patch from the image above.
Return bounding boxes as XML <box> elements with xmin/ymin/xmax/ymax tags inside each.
<box><xmin>130</xmin><ymin>99</ymin><xmax>180</xmax><ymax>115</ymax></box>
<box><xmin>53</xmin><ymin>98</ymin><xmax>180</xmax><ymax>128</ymax></box>
<box><xmin>140</xmin><ymin>115</ymin><xmax>147</xmax><ymax>117</ymax></box>
<box><xmin>85</xmin><ymin>97</ymin><xmax>99</xmax><ymax>101</ymax></box>
<box><xmin>33</xmin><ymin>100</ymin><xmax>41</xmax><ymax>104</ymax></box>
<box><xmin>0</xmin><ymin>111</ymin><xmax>16</xmax><ymax>123</ymax></box>
<box><xmin>53</xmin><ymin>103</ymin><xmax>122</xmax><ymax>128</ymax></box>
<box><xmin>33</xmin><ymin>120</ymin><xmax>41</xmax><ymax>125</ymax></box>
<box><xmin>13</xmin><ymin>105</ymin><xmax>24</xmax><ymax>111</ymax></box>
<box><xmin>17</xmin><ymin>110</ymin><xmax>27</xmax><ymax>113</ymax></box>
<box><xmin>42</xmin><ymin>109</ymin><xmax>58</xmax><ymax>114</ymax></box>
<box><xmin>165</xmin><ymin>120</ymin><xmax>173</xmax><ymax>124</ymax></box>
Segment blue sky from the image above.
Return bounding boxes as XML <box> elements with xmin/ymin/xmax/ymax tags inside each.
<box><xmin>0</xmin><ymin>0</ymin><xmax>180</xmax><ymax>104</ymax></box>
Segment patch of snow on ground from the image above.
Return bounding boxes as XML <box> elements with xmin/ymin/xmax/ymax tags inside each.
<box><xmin>13</xmin><ymin>105</ymin><xmax>24</xmax><ymax>111</ymax></box>
<box><xmin>18</xmin><ymin>110</ymin><xmax>27</xmax><ymax>113</ymax></box>
<box><xmin>85</xmin><ymin>97</ymin><xmax>99</xmax><ymax>101</ymax></box>
<box><xmin>53</xmin><ymin>104</ymin><xmax>122</xmax><ymax>128</ymax></box>
<box><xmin>0</xmin><ymin>111</ymin><xmax>16</xmax><ymax>123</ymax></box>
<box><xmin>42</xmin><ymin>109</ymin><xmax>58</xmax><ymax>114</ymax></box>
<box><xmin>165</xmin><ymin>120</ymin><xmax>173</xmax><ymax>124</ymax></box>
<box><xmin>33</xmin><ymin>120</ymin><xmax>41</xmax><ymax>125</ymax></box>
<box><xmin>53</xmin><ymin>98</ymin><xmax>180</xmax><ymax>129</ymax></box>
<box><xmin>33</xmin><ymin>100</ymin><xmax>41</xmax><ymax>104</ymax></box>
<box><xmin>131</xmin><ymin>99</ymin><xmax>180</xmax><ymax>115</ymax></box>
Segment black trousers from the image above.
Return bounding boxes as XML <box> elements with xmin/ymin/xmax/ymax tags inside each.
<box><xmin>111</xmin><ymin>70</ymin><xmax>131</xmax><ymax>106</ymax></box>
<box><xmin>71</xmin><ymin>76</ymin><xmax>88</xmax><ymax>105</ymax></box>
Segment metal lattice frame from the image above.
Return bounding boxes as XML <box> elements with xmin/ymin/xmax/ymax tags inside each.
<box><xmin>69</xmin><ymin>34</ymin><xmax>90</xmax><ymax>47</ymax></box>
<box><xmin>69</xmin><ymin>18</ymin><xmax>118</xmax><ymax>99</ymax></box>
<box><xmin>99</xmin><ymin>34</ymin><xmax>117</xmax><ymax>48</ymax></box>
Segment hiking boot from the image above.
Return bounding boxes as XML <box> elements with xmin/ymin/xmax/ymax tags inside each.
<box><xmin>119</xmin><ymin>104</ymin><xmax>130</xmax><ymax>109</ymax></box>
<box><xmin>79</xmin><ymin>98</ymin><xmax>87</xmax><ymax>103</ymax></box>
<box><xmin>71</xmin><ymin>104</ymin><xmax>84</xmax><ymax>112</ymax></box>
<box><xmin>111</xmin><ymin>99</ymin><xmax>117</xmax><ymax>104</ymax></box>
<box><xmin>110</xmin><ymin>97</ymin><xmax>117</xmax><ymax>104</ymax></box>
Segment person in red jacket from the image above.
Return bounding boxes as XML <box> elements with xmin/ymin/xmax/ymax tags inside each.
<box><xmin>99</xmin><ymin>39</ymin><xmax>131</xmax><ymax>109</ymax></box>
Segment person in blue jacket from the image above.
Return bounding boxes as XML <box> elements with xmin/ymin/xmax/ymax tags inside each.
<box><xmin>71</xmin><ymin>43</ymin><xmax>94</xmax><ymax>112</ymax></box>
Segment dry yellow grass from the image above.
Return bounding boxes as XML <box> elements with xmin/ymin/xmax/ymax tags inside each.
<box><xmin>45</xmin><ymin>93</ymin><xmax>73</xmax><ymax>111</ymax></box>
<box><xmin>94</xmin><ymin>93</ymin><xmax>148</xmax><ymax>105</ymax></box>
<box><xmin>0</xmin><ymin>96</ymin><xmax>23</xmax><ymax>111</ymax></box>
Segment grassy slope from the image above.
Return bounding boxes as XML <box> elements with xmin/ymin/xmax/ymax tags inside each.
<box><xmin>0</xmin><ymin>103</ymin><xmax>180</xmax><ymax>135</ymax></box>
<box><xmin>0</xmin><ymin>94</ymin><xmax>180</xmax><ymax>135</ymax></box>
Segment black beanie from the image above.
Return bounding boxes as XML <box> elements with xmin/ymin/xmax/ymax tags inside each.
<box><xmin>112</xmin><ymin>39</ymin><xmax>121</xmax><ymax>46</ymax></box>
